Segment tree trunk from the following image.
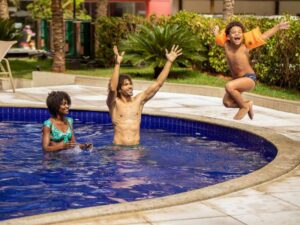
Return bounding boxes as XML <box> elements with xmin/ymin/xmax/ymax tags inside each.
<box><xmin>95</xmin><ymin>0</ymin><xmax>108</xmax><ymax>59</ymax></box>
<box><xmin>96</xmin><ymin>0</ymin><xmax>108</xmax><ymax>17</ymax></box>
<box><xmin>223</xmin><ymin>0</ymin><xmax>234</xmax><ymax>21</ymax></box>
<box><xmin>51</xmin><ymin>0</ymin><xmax>65</xmax><ymax>72</ymax></box>
<box><xmin>0</xmin><ymin>0</ymin><xmax>9</xmax><ymax>19</ymax></box>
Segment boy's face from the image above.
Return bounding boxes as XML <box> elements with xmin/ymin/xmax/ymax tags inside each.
<box><xmin>120</xmin><ymin>79</ymin><xmax>133</xmax><ymax>97</ymax></box>
<box><xmin>228</xmin><ymin>26</ymin><xmax>244</xmax><ymax>46</ymax></box>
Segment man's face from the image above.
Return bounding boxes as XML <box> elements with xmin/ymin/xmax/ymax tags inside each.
<box><xmin>120</xmin><ymin>79</ymin><xmax>133</xmax><ymax>97</ymax></box>
<box><xmin>228</xmin><ymin>26</ymin><xmax>244</xmax><ymax>46</ymax></box>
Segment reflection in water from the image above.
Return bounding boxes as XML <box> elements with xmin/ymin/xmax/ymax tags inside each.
<box><xmin>108</xmin><ymin>146</ymin><xmax>146</xmax><ymax>191</ymax></box>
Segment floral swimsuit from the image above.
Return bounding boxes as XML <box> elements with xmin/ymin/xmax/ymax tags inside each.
<box><xmin>43</xmin><ymin>117</ymin><xmax>73</xmax><ymax>143</ymax></box>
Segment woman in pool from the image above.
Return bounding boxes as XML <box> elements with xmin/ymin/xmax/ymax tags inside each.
<box><xmin>42</xmin><ymin>91</ymin><xmax>92</xmax><ymax>152</ymax></box>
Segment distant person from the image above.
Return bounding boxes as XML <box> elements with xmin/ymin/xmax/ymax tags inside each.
<box><xmin>107</xmin><ymin>45</ymin><xmax>182</xmax><ymax>146</ymax></box>
<box><xmin>213</xmin><ymin>21</ymin><xmax>289</xmax><ymax>120</ymax></box>
<box><xmin>18</xmin><ymin>25</ymin><xmax>36</xmax><ymax>49</ymax></box>
<box><xmin>42</xmin><ymin>91</ymin><xmax>92</xmax><ymax>152</ymax></box>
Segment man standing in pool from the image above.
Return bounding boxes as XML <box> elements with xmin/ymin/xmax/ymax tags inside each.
<box><xmin>106</xmin><ymin>45</ymin><xmax>182</xmax><ymax>146</ymax></box>
<box><xmin>213</xmin><ymin>21</ymin><xmax>289</xmax><ymax>120</ymax></box>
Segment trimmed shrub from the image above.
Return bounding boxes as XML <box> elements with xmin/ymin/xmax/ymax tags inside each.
<box><xmin>95</xmin><ymin>14</ymin><xmax>147</xmax><ymax>67</ymax></box>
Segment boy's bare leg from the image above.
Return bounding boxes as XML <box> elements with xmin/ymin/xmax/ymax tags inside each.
<box><xmin>223</xmin><ymin>94</ymin><xmax>254</xmax><ymax>119</ymax></box>
<box><xmin>247</xmin><ymin>100</ymin><xmax>254</xmax><ymax>120</ymax></box>
<box><xmin>224</xmin><ymin>78</ymin><xmax>255</xmax><ymax>120</ymax></box>
<box><xmin>234</xmin><ymin>101</ymin><xmax>254</xmax><ymax>120</ymax></box>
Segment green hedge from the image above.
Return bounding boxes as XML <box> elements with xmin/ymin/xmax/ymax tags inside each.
<box><xmin>95</xmin><ymin>12</ymin><xmax>300</xmax><ymax>89</ymax></box>
<box><xmin>95</xmin><ymin>14</ymin><xmax>147</xmax><ymax>67</ymax></box>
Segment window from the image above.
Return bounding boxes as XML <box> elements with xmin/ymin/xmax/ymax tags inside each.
<box><xmin>109</xmin><ymin>2</ymin><xmax>146</xmax><ymax>17</ymax></box>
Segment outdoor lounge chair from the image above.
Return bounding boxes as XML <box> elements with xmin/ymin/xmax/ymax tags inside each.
<box><xmin>0</xmin><ymin>40</ymin><xmax>16</xmax><ymax>93</ymax></box>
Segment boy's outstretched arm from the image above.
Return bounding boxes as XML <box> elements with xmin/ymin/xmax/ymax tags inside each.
<box><xmin>213</xmin><ymin>25</ymin><xmax>220</xmax><ymax>37</ymax></box>
<box><xmin>213</xmin><ymin>25</ymin><xmax>226</xmax><ymax>47</ymax></box>
<box><xmin>139</xmin><ymin>45</ymin><xmax>182</xmax><ymax>103</ymax></box>
<box><xmin>106</xmin><ymin>46</ymin><xmax>124</xmax><ymax>107</ymax></box>
<box><xmin>261</xmin><ymin>21</ymin><xmax>289</xmax><ymax>40</ymax></box>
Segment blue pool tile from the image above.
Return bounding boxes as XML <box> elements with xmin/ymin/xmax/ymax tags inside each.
<box><xmin>0</xmin><ymin>106</ymin><xmax>278</xmax><ymax>159</ymax></box>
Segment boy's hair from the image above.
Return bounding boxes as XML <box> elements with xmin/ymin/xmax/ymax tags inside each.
<box><xmin>46</xmin><ymin>91</ymin><xmax>71</xmax><ymax>116</ymax></box>
<box><xmin>117</xmin><ymin>74</ymin><xmax>133</xmax><ymax>98</ymax></box>
<box><xmin>225</xmin><ymin>21</ymin><xmax>246</xmax><ymax>36</ymax></box>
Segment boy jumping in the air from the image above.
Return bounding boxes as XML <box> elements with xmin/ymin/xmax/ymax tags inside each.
<box><xmin>213</xmin><ymin>21</ymin><xmax>289</xmax><ymax>120</ymax></box>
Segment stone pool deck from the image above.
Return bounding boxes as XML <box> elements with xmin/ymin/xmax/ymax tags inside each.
<box><xmin>0</xmin><ymin>78</ymin><xmax>300</xmax><ymax>225</ymax></box>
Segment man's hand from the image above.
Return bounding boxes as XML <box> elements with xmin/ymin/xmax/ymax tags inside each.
<box><xmin>79</xmin><ymin>143</ymin><xmax>93</xmax><ymax>150</ymax></box>
<box><xmin>277</xmin><ymin>21</ymin><xmax>289</xmax><ymax>30</ymax></box>
<box><xmin>165</xmin><ymin>45</ymin><xmax>182</xmax><ymax>63</ymax></box>
<box><xmin>113</xmin><ymin>45</ymin><xmax>125</xmax><ymax>65</ymax></box>
<box><xmin>213</xmin><ymin>25</ymin><xmax>220</xmax><ymax>36</ymax></box>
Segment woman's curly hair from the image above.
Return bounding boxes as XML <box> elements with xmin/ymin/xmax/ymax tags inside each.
<box><xmin>46</xmin><ymin>91</ymin><xmax>71</xmax><ymax>116</ymax></box>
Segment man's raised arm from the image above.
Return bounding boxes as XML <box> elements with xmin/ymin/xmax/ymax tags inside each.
<box><xmin>106</xmin><ymin>46</ymin><xmax>124</xmax><ymax>107</ymax></box>
<box><xmin>140</xmin><ymin>45</ymin><xmax>182</xmax><ymax>103</ymax></box>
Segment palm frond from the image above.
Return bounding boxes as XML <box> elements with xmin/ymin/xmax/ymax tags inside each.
<box><xmin>121</xmin><ymin>23</ymin><xmax>205</xmax><ymax>69</ymax></box>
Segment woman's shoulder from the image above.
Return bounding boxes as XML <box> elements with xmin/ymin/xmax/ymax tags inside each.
<box><xmin>43</xmin><ymin>118</ymin><xmax>52</xmax><ymax>127</ymax></box>
<box><xmin>66</xmin><ymin>117</ymin><xmax>74</xmax><ymax>125</ymax></box>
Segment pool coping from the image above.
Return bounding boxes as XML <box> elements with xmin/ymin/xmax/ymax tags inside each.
<box><xmin>4</xmin><ymin>73</ymin><xmax>300</xmax><ymax>114</ymax></box>
<box><xmin>1</xmin><ymin>106</ymin><xmax>299</xmax><ymax>225</ymax></box>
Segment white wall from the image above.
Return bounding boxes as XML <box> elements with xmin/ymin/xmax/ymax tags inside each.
<box><xmin>280</xmin><ymin>1</ymin><xmax>300</xmax><ymax>15</ymax></box>
<box><xmin>182</xmin><ymin>0</ymin><xmax>211</xmax><ymax>14</ymax></box>
<box><xmin>234</xmin><ymin>1</ymin><xmax>275</xmax><ymax>15</ymax></box>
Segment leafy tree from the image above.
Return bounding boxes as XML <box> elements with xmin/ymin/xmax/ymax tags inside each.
<box><xmin>27</xmin><ymin>0</ymin><xmax>90</xmax><ymax>20</ymax></box>
<box><xmin>121</xmin><ymin>23</ymin><xmax>205</xmax><ymax>78</ymax></box>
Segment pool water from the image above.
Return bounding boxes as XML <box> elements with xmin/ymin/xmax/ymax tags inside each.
<box><xmin>0</xmin><ymin>109</ymin><xmax>277</xmax><ymax>221</ymax></box>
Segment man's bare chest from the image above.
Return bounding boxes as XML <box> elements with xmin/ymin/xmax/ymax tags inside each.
<box><xmin>114</xmin><ymin>101</ymin><xmax>142</xmax><ymax>119</ymax></box>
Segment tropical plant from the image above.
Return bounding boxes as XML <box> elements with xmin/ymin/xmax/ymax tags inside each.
<box><xmin>121</xmin><ymin>23</ymin><xmax>205</xmax><ymax>78</ymax></box>
<box><xmin>0</xmin><ymin>18</ymin><xmax>19</xmax><ymax>40</ymax></box>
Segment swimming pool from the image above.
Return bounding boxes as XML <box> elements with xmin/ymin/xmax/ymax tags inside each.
<box><xmin>0</xmin><ymin>107</ymin><xmax>277</xmax><ymax>221</ymax></box>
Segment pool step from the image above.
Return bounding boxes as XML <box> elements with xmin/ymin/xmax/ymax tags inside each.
<box><xmin>0</xmin><ymin>77</ymin><xmax>33</xmax><ymax>92</ymax></box>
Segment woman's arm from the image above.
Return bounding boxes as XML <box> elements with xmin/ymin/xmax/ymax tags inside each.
<box><xmin>42</xmin><ymin>126</ymin><xmax>75</xmax><ymax>152</ymax></box>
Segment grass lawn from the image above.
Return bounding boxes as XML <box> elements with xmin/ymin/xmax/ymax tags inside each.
<box><xmin>9</xmin><ymin>58</ymin><xmax>300</xmax><ymax>101</ymax></box>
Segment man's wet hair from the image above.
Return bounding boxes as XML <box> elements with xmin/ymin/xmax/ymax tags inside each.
<box><xmin>46</xmin><ymin>91</ymin><xmax>71</xmax><ymax>116</ymax></box>
<box><xmin>117</xmin><ymin>74</ymin><xmax>133</xmax><ymax>97</ymax></box>
<box><xmin>225</xmin><ymin>21</ymin><xmax>245</xmax><ymax>36</ymax></box>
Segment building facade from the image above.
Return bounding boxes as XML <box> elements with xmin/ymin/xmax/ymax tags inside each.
<box><xmin>83</xmin><ymin>0</ymin><xmax>300</xmax><ymax>17</ymax></box>
<box><xmin>174</xmin><ymin>0</ymin><xmax>300</xmax><ymax>16</ymax></box>
<box><xmin>12</xmin><ymin>0</ymin><xmax>300</xmax><ymax>19</ymax></box>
